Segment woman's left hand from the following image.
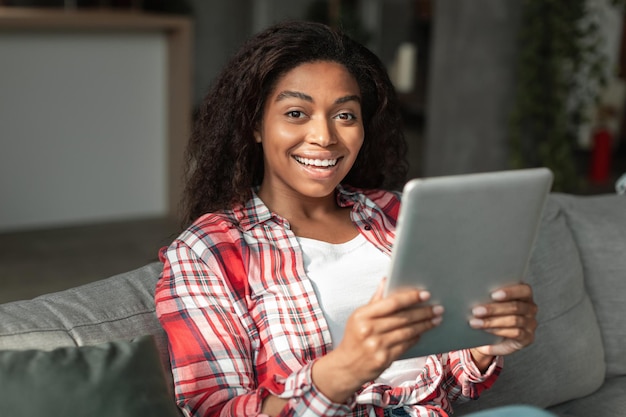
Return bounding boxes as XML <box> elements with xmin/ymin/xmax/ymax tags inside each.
<box><xmin>469</xmin><ymin>283</ymin><xmax>538</xmax><ymax>362</ymax></box>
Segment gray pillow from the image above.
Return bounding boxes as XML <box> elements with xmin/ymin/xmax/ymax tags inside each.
<box><xmin>553</xmin><ymin>193</ymin><xmax>626</xmax><ymax>378</ymax></box>
<box><xmin>0</xmin><ymin>335</ymin><xmax>180</xmax><ymax>417</ymax></box>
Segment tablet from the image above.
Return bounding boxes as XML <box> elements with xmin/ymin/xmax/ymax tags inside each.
<box><xmin>384</xmin><ymin>168</ymin><xmax>553</xmax><ymax>359</ymax></box>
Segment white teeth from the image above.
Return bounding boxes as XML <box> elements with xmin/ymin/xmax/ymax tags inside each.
<box><xmin>294</xmin><ymin>156</ymin><xmax>338</xmax><ymax>167</ymax></box>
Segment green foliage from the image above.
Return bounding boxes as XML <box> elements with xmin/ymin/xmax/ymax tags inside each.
<box><xmin>509</xmin><ymin>0</ymin><xmax>622</xmax><ymax>191</ymax></box>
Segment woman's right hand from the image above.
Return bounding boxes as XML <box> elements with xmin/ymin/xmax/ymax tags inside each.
<box><xmin>311</xmin><ymin>280</ymin><xmax>444</xmax><ymax>403</ymax></box>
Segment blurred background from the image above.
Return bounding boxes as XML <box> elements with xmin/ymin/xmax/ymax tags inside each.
<box><xmin>1</xmin><ymin>0</ymin><xmax>625</xmax><ymax>301</ymax></box>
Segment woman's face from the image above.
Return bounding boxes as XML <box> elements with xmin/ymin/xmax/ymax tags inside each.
<box><xmin>255</xmin><ymin>61</ymin><xmax>364</xmax><ymax>203</ymax></box>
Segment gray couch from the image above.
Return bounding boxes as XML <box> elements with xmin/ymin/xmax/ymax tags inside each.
<box><xmin>1</xmin><ymin>193</ymin><xmax>625</xmax><ymax>416</ymax></box>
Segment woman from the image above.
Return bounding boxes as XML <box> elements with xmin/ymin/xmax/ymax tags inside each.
<box><xmin>155</xmin><ymin>21</ymin><xmax>539</xmax><ymax>417</ymax></box>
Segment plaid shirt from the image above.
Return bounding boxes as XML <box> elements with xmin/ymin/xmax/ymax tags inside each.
<box><xmin>155</xmin><ymin>186</ymin><xmax>502</xmax><ymax>417</ymax></box>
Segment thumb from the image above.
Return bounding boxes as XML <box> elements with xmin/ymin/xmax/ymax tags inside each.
<box><xmin>370</xmin><ymin>277</ymin><xmax>387</xmax><ymax>302</ymax></box>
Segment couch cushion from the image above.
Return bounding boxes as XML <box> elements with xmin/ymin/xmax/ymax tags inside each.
<box><xmin>0</xmin><ymin>262</ymin><xmax>169</xmax><ymax>373</ymax></box>
<box><xmin>547</xmin><ymin>375</ymin><xmax>626</xmax><ymax>417</ymax></box>
<box><xmin>454</xmin><ymin>196</ymin><xmax>605</xmax><ymax>414</ymax></box>
<box><xmin>0</xmin><ymin>335</ymin><xmax>180</xmax><ymax>417</ymax></box>
<box><xmin>552</xmin><ymin>193</ymin><xmax>626</xmax><ymax>378</ymax></box>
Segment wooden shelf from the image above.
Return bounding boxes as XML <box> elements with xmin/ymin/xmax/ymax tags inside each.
<box><xmin>0</xmin><ymin>7</ymin><xmax>188</xmax><ymax>31</ymax></box>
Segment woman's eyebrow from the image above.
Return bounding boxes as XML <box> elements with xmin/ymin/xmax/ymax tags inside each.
<box><xmin>275</xmin><ymin>91</ymin><xmax>361</xmax><ymax>105</ymax></box>
<box><xmin>335</xmin><ymin>95</ymin><xmax>361</xmax><ymax>104</ymax></box>
<box><xmin>276</xmin><ymin>90</ymin><xmax>313</xmax><ymax>102</ymax></box>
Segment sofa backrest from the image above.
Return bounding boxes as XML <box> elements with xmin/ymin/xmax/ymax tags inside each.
<box><xmin>0</xmin><ymin>262</ymin><xmax>170</xmax><ymax>378</ymax></box>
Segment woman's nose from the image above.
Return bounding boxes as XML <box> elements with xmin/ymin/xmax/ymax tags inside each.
<box><xmin>306</xmin><ymin>119</ymin><xmax>336</xmax><ymax>147</ymax></box>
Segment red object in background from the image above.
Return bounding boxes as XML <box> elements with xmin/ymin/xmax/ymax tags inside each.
<box><xmin>589</xmin><ymin>128</ymin><xmax>612</xmax><ymax>183</ymax></box>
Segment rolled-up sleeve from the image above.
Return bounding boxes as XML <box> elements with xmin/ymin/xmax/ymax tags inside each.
<box><xmin>441</xmin><ymin>350</ymin><xmax>503</xmax><ymax>402</ymax></box>
<box><xmin>355</xmin><ymin>352</ymin><xmax>502</xmax><ymax>416</ymax></box>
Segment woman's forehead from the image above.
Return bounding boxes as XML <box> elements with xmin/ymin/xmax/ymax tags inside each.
<box><xmin>267</xmin><ymin>61</ymin><xmax>360</xmax><ymax>101</ymax></box>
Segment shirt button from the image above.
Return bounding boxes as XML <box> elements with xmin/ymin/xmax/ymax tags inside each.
<box><xmin>364</xmin><ymin>224</ymin><xmax>372</xmax><ymax>231</ymax></box>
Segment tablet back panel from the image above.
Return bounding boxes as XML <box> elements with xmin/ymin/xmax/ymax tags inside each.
<box><xmin>386</xmin><ymin>168</ymin><xmax>552</xmax><ymax>358</ymax></box>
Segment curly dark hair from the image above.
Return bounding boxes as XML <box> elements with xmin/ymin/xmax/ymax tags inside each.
<box><xmin>182</xmin><ymin>20</ymin><xmax>408</xmax><ymax>226</ymax></box>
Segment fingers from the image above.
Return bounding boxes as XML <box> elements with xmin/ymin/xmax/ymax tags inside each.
<box><xmin>358</xmin><ymin>303</ymin><xmax>444</xmax><ymax>336</ymax></box>
<box><xmin>345</xmin><ymin>302</ymin><xmax>443</xmax><ymax>373</ymax></box>
<box><xmin>471</xmin><ymin>298</ymin><xmax>537</xmax><ymax>322</ymax></box>
<box><xmin>354</xmin><ymin>289</ymin><xmax>443</xmax><ymax>341</ymax></box>
<box><xmin>365</xmin><ymin>286</ymin><xmax>431</xmax><ymax>318</ymax></box>
<box><xmin>338</xmin><ymin>286</ymin><xmax>444</xmax><ymax>378</ymax></box>
<box><xmin>470</xmin><ymin>283</ymin><xmax>538</xmax><ymax>355</ymax></box>
<box><xmin>472</xmin><ymin>283</ymin><xmax>537</xmax><ymax>318</ymax></box>
<box><xmin>470</xmin><ymin>313</ymin><xmax>537</xmax><ymax>337</ymax></box>
<box><xmin>491</xmin><ymin>283</ymin><xmax>534</xmax><ymax>302</ymax></box>
<box><xmin>383</xmin><ymin>307</ymin><xmax>443</xmax><ymax>349</ymax></box>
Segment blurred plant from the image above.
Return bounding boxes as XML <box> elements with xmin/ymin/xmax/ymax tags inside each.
<box><xmin>509</xmin><ymin>0</ymin><xmax>624</xmax><ymax>192</ymax></box>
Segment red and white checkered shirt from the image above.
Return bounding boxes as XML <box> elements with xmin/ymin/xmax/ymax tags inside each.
<box><xmin>155</xmin><ymin>186</ymin><xmax>502</xmax><ymax>417</ymax></box>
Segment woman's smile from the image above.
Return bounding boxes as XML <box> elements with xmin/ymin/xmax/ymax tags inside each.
<box><xmin>291</xmin><ymin>154</ymin><xmax>345</xmax><ymax>181</ymax></box>
<box><xmin>293</xmin><ymin>155</ymin><xmax>339</xmax><ymax>168</ymax></box>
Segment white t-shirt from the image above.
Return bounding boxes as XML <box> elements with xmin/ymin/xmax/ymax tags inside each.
<box><xmin>296</xmin><ymin>234</ymin><xmax>428</xmax><ymax>385</ymax></box>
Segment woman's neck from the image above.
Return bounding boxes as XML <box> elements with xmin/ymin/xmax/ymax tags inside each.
<box><xmin>257</xmin><ymin>187</ymin><xmax>358</xmax><ymax>244</ymax></box>
<box><xmin>257</xmin><ymin>186</ymin><xmax>339</xmax><ymax>221</ymax></box>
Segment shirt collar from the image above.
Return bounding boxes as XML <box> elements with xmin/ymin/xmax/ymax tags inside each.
<box><xmin>233</xmin><ymin>185</ymin><xmax>364</xmax><ymax>231</ymax></box>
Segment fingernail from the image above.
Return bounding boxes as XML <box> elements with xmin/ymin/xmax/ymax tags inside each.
<box><xmin>469</xmin><ymin>318</ymin><xmax>484</xmax><ymax>328</ymax></box>
<box><xmin>432</xmin><ymin>305</ymin><xmax>445</xmax><ymax>316</ymax></box>
<box><xmin>491</xmin><ymin>290</ymin><xmax>506</xmax><ymax>301</ymax></box>
<box><xmin>419</xmin><ymin>291</ymin><xmax>431</xmax><ymax>301</ymax></box>
<box><xmin>472</xmin><ymin>306</ymin><xmax>487</xmax><ymax>317</ymax></box>
<box><xmin>432</xmin><ymin>316</ymin><xmax>443</xmax><ymax>326</ymax></box>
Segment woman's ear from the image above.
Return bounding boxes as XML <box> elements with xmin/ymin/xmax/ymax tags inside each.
<box><xmin>254</xmin><ymin>121</ymin><xmax>263</xmax><ymax>143</ymax></box>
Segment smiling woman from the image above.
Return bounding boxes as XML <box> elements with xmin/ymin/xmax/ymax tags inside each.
<box><xmin>253</xmin><ymin>62</ymin><xmax>366</xmax><ymax>245</ymax></box>
<box><xmin>178</xmin><ymin>21</ymin><xmax>407</xmax><ymax>226</ymax></box>
<box><xmin>254</xmin><ymin>61</ymin><xmax>365</xmax><ymax>224</ymax></box>
<box><xmin>154</xmin><ymin>20</ymin><xmax>543</xmax><ymax>417</ymax></box>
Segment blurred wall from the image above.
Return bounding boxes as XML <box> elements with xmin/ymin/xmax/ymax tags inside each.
<box><xmin>0</xmin><ymin>31</ymin><xmax>168</xmax><ymax>232</ymax></box>
<box><xmin>424</xmin><ymin>0</ymin><xmax>523</xmax><ymax>176</ymax></box>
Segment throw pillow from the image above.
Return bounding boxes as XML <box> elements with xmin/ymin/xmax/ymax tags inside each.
<box><xmin>555</xmin><ymin>193</ymin><xmax>626</xmax><ymax>378</ymax></box>
<box><xmin>0</xmin><ymin>335</ymin><xmax>180</xmax><ymax>417</ymax></box>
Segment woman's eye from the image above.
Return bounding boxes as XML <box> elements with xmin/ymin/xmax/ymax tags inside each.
<box><xmin>336</xmin><ymin>112</ymin><xmax>356</xmax><ymax>121</ymax></box>
<box><xmin>286</xmin><ymin>110</ymin><xmax>304</xmax><ymax>118</ymax></box>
